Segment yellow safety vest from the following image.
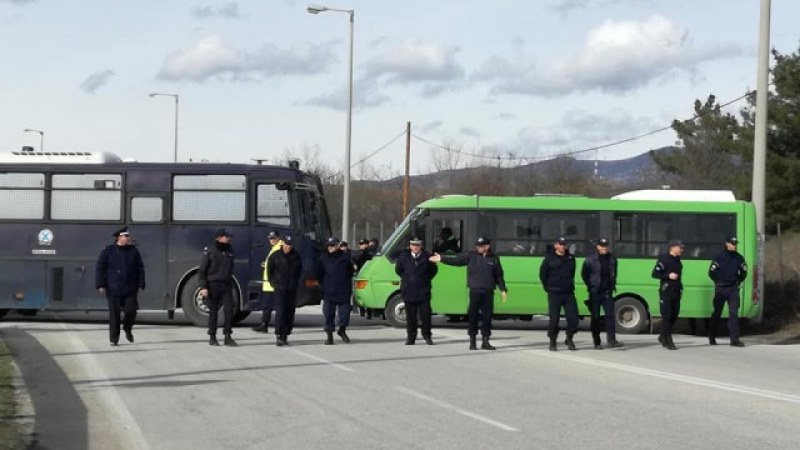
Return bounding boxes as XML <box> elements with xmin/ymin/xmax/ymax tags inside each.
<box><xmin>262</xmin><ymin>240</ymin><xmax>284</xmax><ymax>292</ymax></box>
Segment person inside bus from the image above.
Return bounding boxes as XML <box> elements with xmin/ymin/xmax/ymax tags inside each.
<box><xmin>707</xmin><ymin>236</ymin><xmax>747</xmax><ymax>347</ymax></box>
<box><xmin>267</xmin><ymin>235</ymin><xmax>302</xmax><ymax>347</ymax></box>
<box><xmin>430</xmin><ymin>236</ymin><xmax>507</xmax><ymax>350</ymax></box>
<box><xmin>652</xmin><ymin>239</ymin><xmax>684</xmax><ymax>350</ymax></box>
<box><xmin>316</xmin><ymin>237</ymin><xmax>355</xmax><ymax>344</ymax></box>
<box><xmin>581</xmin><ymin>238</ymin><xmax>623</xmax><ymax>350</ymax></box>
<box><xmin>395</xmin><ymin>237</ymin><xmax>438</xmax><ymax>345</ymax></box>
<box><xmin>433</xmin><ymin>227</ymin><xmax>460</xmax><ymax>254</ymax></box>
<box><xmin>540</xmin><ymin>236</ymin><xmax>579</xmax><ymax>351</ymax></box>
<box><xmin>252</xmin><ymin>231</ymin><xmax>282</xmax><ymax>334</ymax></box>
<box><xmin>198</xmin><ymin>229</ymin><xmax>237</xmax><ymax>347</ymax></box>
<box><xmin>95</xmin><ymin>227</ymin><xmax>146</xmax><ymax>347</ymax></box>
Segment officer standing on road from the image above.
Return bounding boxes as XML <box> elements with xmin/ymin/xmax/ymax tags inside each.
<box><xmin>317</xmin><ymin>237</ymin><xmax>355</xmax><ymax>345</ymax></box>
<box><xmin>252</xmin><ymin>231</ymin><xmax>282</xmax><ymax>334</ymax></box>
<box><xmin>395</xmin><ymin>237</ymin><xmax>439</xmax><ymax>345</ymax></box>
<box><xmin>652</xmin><ymin>240</ymin><xmax>684</xmax><ymax>350</ymax></box>
<box><xmin>540</xmin><ymin>236</ymin><xmax>579</xmax><ymax>351</ymax></box>
<box><xmin>708</xmin><ymin>236</ymin><xmax>747</xmax><ymax>347</ymax></box>
<box><xmin>95</xmin><ymin>227</ymin><xmax>146</xmax><ymax>346</ymax></box>
<box><xmin>198</xmin><ymin>229</ymin><xmax>237</xmax><ymax>347</ymax></box>
<box><xmin>581</xmin><ymin>238</ymin><xmax>623</xmax><ymax>350</ymax></box>
<box><xmin>267</xmin><ymin>235</ymin><xmax>302</xmax><ymax>346</ymax></box>
<box><xmin>431</xmin><ymin>236</ymin><xmax>507</xmax><ymax>350</ymax></box>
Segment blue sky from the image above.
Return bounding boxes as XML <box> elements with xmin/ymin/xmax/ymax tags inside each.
<box><xmin>1</xmin><ymin>0</ymin><xmax>798</xmax><ymax>177</ymax></box>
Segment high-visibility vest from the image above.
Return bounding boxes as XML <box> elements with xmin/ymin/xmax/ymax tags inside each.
<box><xmin>262</xmin><ymin>240</ymin><xmax>284</xmax><ymax>292</ymax></box>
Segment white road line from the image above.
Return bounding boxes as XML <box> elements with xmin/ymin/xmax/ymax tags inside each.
<box><xmin>395</xmin><ymin>386</ymin><xmax>518</xmax><ymax>431</ymax></box>
<box><xmin>286</xmin><ymin>347</ymin><xmax>355</xmax><ymax>372</ymax></box>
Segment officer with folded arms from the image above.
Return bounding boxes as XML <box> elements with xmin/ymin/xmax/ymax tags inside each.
<box><xmin>652</xmin><ymin>240</ymin><xmax>684</xmax><ymax>350</ymax></box>
<box><xmin>708</xmin><ymin>236</ymin><xmax>747</xmax><ymax>347</ymax></box>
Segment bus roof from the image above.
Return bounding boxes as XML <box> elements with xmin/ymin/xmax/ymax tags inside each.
<box><xmin>611</xmin><ymin>189</ymin><xmax>736</xmax><ymax>202</ymax></box>
<box><xmin>0</xmin><ymin>150</ymin><xmax>123</xmax><ymax>163</ymax></box>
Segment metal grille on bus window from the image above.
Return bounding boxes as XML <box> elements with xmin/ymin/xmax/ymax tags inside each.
<box><xmin>0</xmin><ymin>173</ymin><xmax>44</xmax><ymax>188</ymax></box>
<box><xmin>173</xmin><ymin>175</ymin><xmax>245</xmax><ymax>190</ymax></box>
<box><xmin>131</xmin><ymin>197</ymin><xmax>163</xmax><ymax>223</ymax></box>
<box><xmin>51</xmin><ymin>174</ymin><xmax>122</xmax><ymax>221</ymax></box>
<box><xmin>256</xmin><ymin>184</ymin><xmax>290</xmax><ymax>226</ymax></box>
<box><xmin>52</xmin><ymin>174</ymin><xmax>121</xmax><ymax>188</ymax></box>
<box><xmin>173</xmin><ymin>192</ymin><xmax>246</xmax><ymax>221</ymax></box>
<box><xmin>0</xmin><ymin>173</ymin><xmax>45</xmax><ymax>219</ymax></box>
<box><xmin>613</xmin><ymin>213</ymin><xmax>735</xmax><ymax>259</ymax></box>
<box><xmin>479</xmin><ymin>211</ymin><xmax>597</xmax><ymax>257</ymax></box>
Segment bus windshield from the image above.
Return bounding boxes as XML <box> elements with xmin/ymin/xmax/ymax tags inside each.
<box><xmin>381</xmin><ymin>208</ymin><xmax>427</xmax><ymax>256</ymax></box>
<box><xmin>295</xmin><ymin>183</ymin><xmax>329</xmax><ymax>244</ymax></box>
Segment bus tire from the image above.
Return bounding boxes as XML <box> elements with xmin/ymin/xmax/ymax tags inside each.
<box><xmin>615</xmin><ymin>297</ymin><xmax>649</xmax><ymax>335</ymax></box>
<box><xmin>0</xmin><ymin>309</ymin><xmax>9</xmax><ymax>319</ymax></box>
<box><xmin>180</xmin><ymin>276</ymin><xmax>242</xmax><ymax>327</ymax></box>
<box><xmin>385</xmin><ymin>294</ymin><xmax>406</xmax><ymax>328</ymax></box>
<box><xmin>16</xmin><ymin>309</ymin><xmax>38</xmax><ymax>317</ymax></box>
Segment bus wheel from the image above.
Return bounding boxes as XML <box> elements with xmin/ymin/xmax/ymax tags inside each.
<box><xmin>385</xmin><ymin>295</ymin><xmax>406</xmax><ymax>328</ymax></box>
<box><xmin>0</xmin><ymin>309</ymin><xmax>9</xmax><ymax>319</ymax></box>
<box><xmin>615</xmin><ymin>297</ymin><xmax>649</xmax><ymax>334</ymax></box>
<box><xmin>180</xmin><ymin>277</ymin><xmax>243</xmax><ymax>327</ymax></box>
<box><xmin>16</xmin><ymin>309</ymin><xmax>38</xmax><ymax>317</ymax></box>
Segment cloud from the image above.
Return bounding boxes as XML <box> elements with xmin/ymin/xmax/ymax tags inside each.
<box><xmin>191</xmin><ymin>2</ymin><xmax>247</xmax><ymax>20</ymax></box>
<box><xmin>494</xmin><ymin>112</ymin><xmax>517</xmax><ymax>121</ymax></box>
<box><xmin>363</xmin><ymin>39</ymin><xmax>466</xmax><ymax>96</ymax></box>
<box><xmin>302</xmin><ymin>77</ymin><xmax>390</xmax><ymax>111</ymax></box>
<box><xmin>459</xmin><ymin>127</ymin><xmax>481</xmax><ymax>138</ymax></box>
<box><xmin>79</xmin><ymin>70</ymin><xmax>116</xmax><ymax>94</ymax></box>
<box><xmin>474</xmin><ymin>15</ymin><xmax>742</xmax><ymax>97</ymax></box>
<box><xmin>419</xmin><ymin>120</ymin><xmax>443</xmax><ymax>133</ymax></box>
<box><xmin>0</xmin><ymin>0</ymin><xmax>36</xmax><ymax>4</ymax></box>
<box><xmin>547</xmin><ymin>0</ymin><xmax>589</xmax><ymax>16</ymax></box>
<box><xmin>157</xmin><ymin>35</ymin><xmax>335</xmax><ymax>82</ymax></box>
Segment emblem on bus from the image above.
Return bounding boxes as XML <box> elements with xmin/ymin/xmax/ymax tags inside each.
<box><xmin>38</xmin><ymin>229</ymin><xmax>54</xmax><ymax>246</ymax></box>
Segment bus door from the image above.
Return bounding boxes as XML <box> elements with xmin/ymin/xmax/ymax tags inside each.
<box><xmin>41</xmin><ymin>224</ymin><xmax>106</xmax><ymax>310</ymax></box>
<box><xmin>428</xmin><ymin>212</ymin><xmax>470</xmax><ymax>315</ymax></box>
<box><xmin>247</xmin><ymin>180</ymin><xmax>292</xmax><ymax>310</ymax></box>
<box><xmin>128</xmin><ymin>194</ymin><xmax>170</xmax><ymax>310</ymax></box>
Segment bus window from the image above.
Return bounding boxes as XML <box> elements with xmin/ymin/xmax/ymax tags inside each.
<box><xmin>51</xmin><ymin>174</ymin><xmax>122</xmax><ymax>221</ymax></box>
<box><xmin>131</xmin><ymin>197</ymin><xmax>164</xmax><ymax>223</ymax></box>
<box><xmin>432</xmin><ymin>221</ymin><xmax>462</xmax><ymax>254</ymax></box>
<box><xmin>173</xmin><ymin>175</ymin><xmax>246</xmax><ymax>222</ymax></box>
<box><xmin>256</xmin><ymin>183</ymin><xmax>290</xmax><ymax>226</ymax></box>
<box><xmin>481</xmin><ymin>211</ymin><xmax>596</xmax><ymax>256</ymax></box>
<box><xmin>296</xmin><ymin>187</ymin><xmax>328</xmax><ymax>242</ymax></box>
<box><xmin>0</xmin><ymin>173</ymin><xmax>44</xmax><ymax>220</ymax></box>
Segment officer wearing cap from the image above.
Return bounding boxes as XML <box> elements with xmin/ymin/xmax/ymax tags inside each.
<box><xmin>395</xmin><ymin>237</ymin><xmax>438</xmax><ymax>345</ymax></box>
<box><xmin>581</xmin><ymin>238</ymin><xmax>623</xmax><ymax>349</ymax></box>
<box><xmin>431</xmin><ymin>236</ymin><xmax>507</xmax><ymax>350</ymax></box>
<box><xmin>198</xmin><ymin>229</ymin><xmax>237</xmax><ymax>346</ymax></box>
<box><xmin>652</xmin><ymin>239</ymin><xmax>684</xmax><ymax>350</ymax></box>
<box><xmin>540</xmin><ymin>236</ymin><xmax>579</xmax><ymax>351</ymax></box>
<box><xmin>267</xmin><ymin>235</ymin><xmax>302</xmax><ymax>346</ymax></box>
<box><xmin>253</xmin><ymin>230</ymin><xmax>282</xmax><ymax>334</ymax></box>
<box><xmin>316</xmin><ymin>237</ymin><xmax>355</xmax><ymax>344</ymax></box>
<box><xmin>354</xmin><ymin>238</ymin><xmax>374</xmax><ymax>317</ymax></box>
<box><xmin>95</xmin><ymin>227</ymin><xmax>145</xmax><ymax>346</ymax></box>
<box><xmin>708</xmin><ymin>236</ymin><xmax>747</xmax><ymax>347</ymax></box>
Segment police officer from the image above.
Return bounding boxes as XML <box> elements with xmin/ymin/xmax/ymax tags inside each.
<box><xmin>708</xmin><ymin>236</ymin><xmax>747</xmax><ymax>347</ymax></box>
<box><xmin>198</xmin><ymin>229</ymin><xmax>237</xmax><ymax>347</ymax></box>
<box><xmin>395</xmin><ymin>237</ymin><xmax>438</xmax><ymax>345</ymax></box>
<box><xmin>581</xmin><ymin>238</ymin><xmax>622</xmax><ymax>349</ymax></box>
<box><xmin>252</xmin><ymin>230</ymin><xmax>282</xmax><ymax>333</ymax></box>
<box><xmin>431</xmin><ymin>236</ymin><xmax>507</xmax><ymax>350</ymax></box>
<box><xmin>267</xmin><ymin>235</ymin><xmax>302</xmax><ymax>346</ymax></box>
<box><xmin>317</xmin><ymin>237</ymin><xmax>355</xmax><ymax>344</ymax></box>
<box><xmin>540</xmin><ymin>236</ymin><xmax>579</xmax><ymax>351</ymax></box>
<box><xmin>353</xmin><ymin>238</ymin><xmax>371</xmax><ymax>317</ymax></box>
<box><xmin>95</xmin><ymin>227</ymin><xmax>145</xmax><ymax>346</ymax></box>
<box><xmin>652</xmin><ymin>239</ymin><xmax>684</xmax><ymax>350</ymax></box>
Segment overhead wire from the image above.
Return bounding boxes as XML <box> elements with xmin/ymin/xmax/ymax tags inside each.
<box><xmin>322</xmin><ymin>129</ymin><xmax>407</xmax><ymax>181</ymax></box>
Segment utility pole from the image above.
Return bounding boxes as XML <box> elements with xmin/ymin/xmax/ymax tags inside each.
<box><xmin>403</xmin><ymin>121</ymin><xmax>411</xmax><ymax>219</ymax></box>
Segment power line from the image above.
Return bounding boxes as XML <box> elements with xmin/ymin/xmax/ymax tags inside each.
<box><xmin>323</xmin><ymin>129</ymin><xmax>406</xmax><ymax>181</ymax></box>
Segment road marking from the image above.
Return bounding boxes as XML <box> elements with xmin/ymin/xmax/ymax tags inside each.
<box><xmin>395</xmin><ymin>386</ymin><xmax>518</xmax><ymax>431</ymax></box>
<box><xmin>286</xmin><ymin>347</ymin><xmax>355</xmax><ymax>372</ymax></box>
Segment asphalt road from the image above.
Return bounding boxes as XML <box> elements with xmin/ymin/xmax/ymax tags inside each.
<box><xmin>2</xmin><ymin>308</ymin><xmax>799</xmax><ymax>450</ymax></box>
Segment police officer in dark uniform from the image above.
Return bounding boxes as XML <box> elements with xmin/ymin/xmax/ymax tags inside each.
<box><xmin>353</xmin><ymin>238</ymin><xmax>374</xmax><ymax>317</ymax></box>
<box><xmin>431</xmin><ymin>236</ymin><xmax>507</xmax><ymax>350</ymax></box>
<box><xmin>581</xmin><ymin>237</ymin><xmax>623</xmax><ymax>349</ymax></box>
<box><xmin>267</xmin><ymin>235</ymin><xmax>303</xmax><ymax>346</ymax></box>
<box><xmin>652</xmin><ymin>239</ymin><xmax>684</xmax><ymax>350</ymax></box>
<box><xmin>708</xmin><ymin>236</ymin><xmax>747</xmax><ymax>347</ymax></box>
<box><xmin>95</xmin><ymin>227</ymin><xmax>145</xmax><ymax>346</ymax></box>
<box><xmin>540</xmin><ymin>236</ymin><xmax>579</xmax><ymax>351</ymax></box>
<box><xmin>317</xmin><ymin>237</ymin><xmax>355</xmax><ymax>344</ymax></box>
<box><xmin>198</xmin><ymin>229</ymin><xmax>237</xmax><ymax>347</ymax></box>
<box><xmin>395</xmin><ymin>237</ymin><xmax>438</xmax><ymax>345</ymax></box>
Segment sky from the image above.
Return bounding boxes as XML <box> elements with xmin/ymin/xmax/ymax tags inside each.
<box><xmin>1</xmin><ymin>0</ymin><xmax>798</xmax><ymax>177</ymax></box>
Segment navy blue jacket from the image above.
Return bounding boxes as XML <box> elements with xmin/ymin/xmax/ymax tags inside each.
<box><xmin>708</xmin><ymin>249</ymin><xmax>747</xmax><ymax>287</ymax></box>
<box><xmin>581</xmin><ymin>252</ymin><xmax>617</xmax><ymax>293</ymax></box>
<box><xmin>198</xmin><ymin>243</ymin><xmax>235</xmax><ymax>288</ymax></box>
<box><xmin>95</xmin><ymin>244</ymin><xmax>145</xmax><ymax>297</ymax></box>
<box><xmin>267</xmin><ymin>248</ymin><xmax>303</xmax><ymax>292</ymax></box>
<box><xmin>441</xmin><ymin>251</ymin><xmax>507</xmax><ymax>292</ymax></box>
<box><xmin>316</xmin><ymin>249</ymin><xmax>355</xmax><ymax>303</ymax></box>
<box><xmin>540</xmin><ymin>250</ymin><xmax>576</xmax><ymax>294</ymax></box>
<box><xmin>652</xmin><ymin>253</ymin><xmax>683</xmax><ymax>293</ymax></box>
<box><xmin>395</xmin><ymin>249</ymin><xmax>438</xmax><ymax>303</ymax></box>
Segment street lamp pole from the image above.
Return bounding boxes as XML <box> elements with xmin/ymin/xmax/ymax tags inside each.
<box><xmin>23</xmin><ymin>128</ymin><xmax>44</xmax><ymax>151</ymax></box>
<box><xmin>307</xmin><ymin>4</ymin><xmax>354</xmax><ymax>243</ymax></box>
<box><xmin>149</xmin><ymin>93</ymin><xmax>180</xmax><ymax>163</ymax></box>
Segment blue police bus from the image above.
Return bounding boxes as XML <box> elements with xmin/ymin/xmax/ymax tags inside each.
<box><xmin>0</xmin><ymin>148</ymin><xmax>331</xmax><ymax>326</ymax></box>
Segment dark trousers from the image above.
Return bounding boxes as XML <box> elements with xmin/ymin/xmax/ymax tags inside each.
<box><xmin>207</xmin><ymin>281</ymin><xmax>234</xmax><ymax>336</ymax></box>
<box><xmin>709</xmin><ymin>286</ymin><xmax>741</xmax><ymax>340</ymax></box>
<box><xmin>547</xmin><ymin>292</ymin><xmax>579</xmax><ymax>340</ymax></box>
<box><xmin>589</xmin><ymin>291</ymin><xmax>616</xmax><ymax>344</ymax></box>
<box><xmin>260</xmin><ymin>292</ymin><xmax>275</xmax><ymax>325</ymax></box>
<box><xmin>405</xmin><ymin>301</ymin><xmax>432</xmax><ymax>340</ymax></box>
<box><xmin>274</xmin><ymin>289</ymin><xmax>297</xmax><ymax>337</ymax></box>
<box><xmin>659</xmin><ymin>290</ymin><xmax>682</xmax><ymax>339</ymax></box>
<box><xmin>468</xmin><ymin>289</ymin><xmax>494</xmax><ymax>337</ymax></box>
<box><xmin>323</xmin><ymin>300</ymin><xmax>351</xmax><ymax>332</ymax></box>
<box><xmin>107</xmin><ymin>293</ymin><xmax>138</xmax><ymax>343</ymax></box>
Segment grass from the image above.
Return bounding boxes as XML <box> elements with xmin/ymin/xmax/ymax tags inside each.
<box><xmin>0</xmin><ymin>339</ymin><xmax>27</xmax><ymax>450</ymax></box>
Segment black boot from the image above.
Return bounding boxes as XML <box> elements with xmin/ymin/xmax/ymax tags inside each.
<box><xmin>405</xmin><ymin>337</ymin><xmax>415</xmax><ymax>345</ymax></box>
<box><xmin>224</xmin><ymin>334</ymin><xmax>238</xmax><ymax>347</ymax></box>
<box><xmin>549</xmin><ymin>340</ymin><xmax>557</xmax><ymax>351</ymax></box>
<box><xmin>337</xmin><ymin>327</ymin><xmax>351</xmax><ymax>344</ymax></box>
<box><xmin>709</xmin><ymin>336</ymin><xmax>717</xmax><ymax>345</ymax></box>
<box><xmin>665</xmin><ymin>336</ymin><xmax>677</xmax><ymax>350</ymax></box>
<box><xmin>593</xmin><ymin>335</ymin><xmax>603</xmax><ymax>350</ymax></box>
<box><xmin>658</xmin><ymin>335</ymin><xmax>666</xmax><ymax>347</ymax></box>
<box><xmin>251</xmin><ymin>323</ymin><xmax>268</xmax><ymax>333</ymax></box>
<box><xmin>125</xmin><ymin>330</ymin><xmax>134</xmax><ymax>343</ymax></box>
<box><xmin>607</xmin><ymin>339</ymin><xmax>624</xmax><ymax>348</ymax></box>
<box><xmin>325</xmin><ymin>331</ymin><xmax>334</xmax><ymax>345</ymax></box>
<box><xmin>730</xmin><ymin>339</ymin><xmax>745</xmax><ymax>347</ymax></box>
<box><xmin>276</xmin><ymin>335</ymin><xmax>286</xmax><ymax>347</ymax></box>
<box><xmin>209</xmin><ymin>335</ymin><xmax>219</xmax><ymax>346</ymax></box>
<box><xmin>481</xmin><ymin>336</ymin><xmax>496</xmax><ymax>350</ymax></box>
<box><xmin>469</xmin><ymin>335</ymin><xmax>477</xmax><ymax>350</ymax></box>
<box><xmin>565</xmin><ymin>336</ymin><xmax>577</xmax><ymax>351</ymax></box>
<box><xmin>424</xmin><ymin>336</ymin><xmax>435</xmax><ymax>345</ymax></box>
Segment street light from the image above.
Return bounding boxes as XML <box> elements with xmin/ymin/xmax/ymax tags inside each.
<box><xmin>23</xmin><ymin>128</ymin><xmax>44</xmax><ymax>152</ymax></box>
<box><xmin>149</xmin><ymin>92</ymin><xmax>180</xmax><ymax>163</ymax></box>
<box><xmin>307</xmin><ymin>3</ymin><xmax>354</xmax><ymax>243</ymax></box>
